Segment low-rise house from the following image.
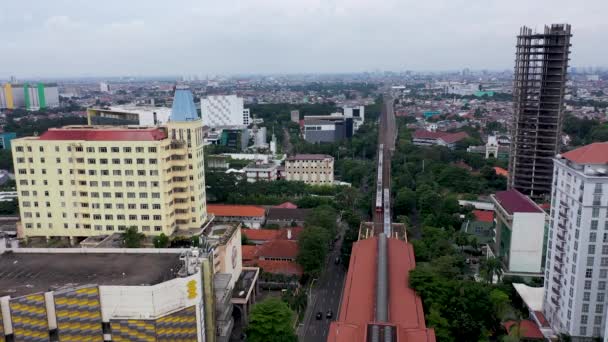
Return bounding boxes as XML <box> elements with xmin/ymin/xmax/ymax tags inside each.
<box><xmin>284</xmin><ymin>154</ymin><xmax>334</xmax><ymax>185</ymax></box>
<box><xmin>243</xmin><ymin>162</ymin><xmax>279</xmax><ymax>183</ymax></box>
<box><xmin>207</xmin><ymin>204</ymin><xmax>266</xmax><ymax>229</ymax></box>
<box><xmin>412</xmin><ymin>129</ymin><xmax>469</xmax><ymax>149</ymax></box>
<box><xmin>461</xmin><ymin>210</ymin><xmax>495</xmax><ymax>245</ymax></box>
<box><xmin>266</xmin><ymin>208</ymin><xmax>312</xmax><ymax>227</ymax></box>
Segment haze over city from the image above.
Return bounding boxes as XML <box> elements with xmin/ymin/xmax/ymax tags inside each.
<box><xmin>2</xmin><ymin>0</ymin><xmax>608</xmax><ymax>78</ymax></box>
<box><xmin>1</xmin><ymin>1</ymin><xmax>608</xmax><ymax>341</ymax></box>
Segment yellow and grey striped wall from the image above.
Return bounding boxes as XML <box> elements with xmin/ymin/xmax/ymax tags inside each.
<box><xmin>0</xmin><ymin>286</ymin><xmax>201</xmax><ymax>342</ymax></box>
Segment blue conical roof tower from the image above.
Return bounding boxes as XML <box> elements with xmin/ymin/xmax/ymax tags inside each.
<box><xmin>170</xmin><ymin>85</ymin><xmax>199</xmax><ymax>122</ymax></box>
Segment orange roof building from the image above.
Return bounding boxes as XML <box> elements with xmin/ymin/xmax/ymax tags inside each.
<box><xmin>327</xmin><ymin>237</ymin><xmax>435</xmax><ymax>342</ymax></box>
<box><xmin>493</xmin><ymin>166</ymin><xmax>509</xmax><ymax>177</ymax></box>
<box><xmin>207</xmin><ymin>204</ymin><xmax>266</xmax><ymax>228</ymax></box>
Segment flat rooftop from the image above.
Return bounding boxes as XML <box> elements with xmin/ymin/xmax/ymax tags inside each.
<box><xmin>0</xmin><ymin>252</ymin><xmax>182</xmax><ymax>297</ymax></box>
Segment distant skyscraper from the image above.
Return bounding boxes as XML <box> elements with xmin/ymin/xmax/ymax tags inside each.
<box><xmin>201</xmin><ymin>95</ymin><xmax>250</xmax><ymax>127</ymax></box>
<box><xmin>508</xmin><ymin>24</ymin><xmax>572</xmax><ymax>200</ymax></box>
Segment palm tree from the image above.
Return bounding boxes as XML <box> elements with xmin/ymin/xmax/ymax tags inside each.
<box><xmin>480</xmin><ymin>256</ymin><xmax>504</xmax><ymax>284</ymax></box>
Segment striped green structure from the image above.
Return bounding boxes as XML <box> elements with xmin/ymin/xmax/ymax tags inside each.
<box><xmin>37</xmin><ymin>83</ymin><xmax>46</xmax><ymax>109</ymax></box>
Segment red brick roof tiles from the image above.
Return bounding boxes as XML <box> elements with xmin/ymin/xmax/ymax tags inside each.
<box><xmin>38</xmin><ymin>127</ymin><xmax>167</xmax><ymax>141</ymax></box>
<box><xmin>494</xmin><ymin>189</ymin><xmax>543</xmax><ymax>215</ymax></box>
<box><xmin>247</xmin><ymin>260</ymin><xmax>303</xmax><ymax>276</ymax></box>
<box><xmin>257</xmin><ymin>240</ymin><xmax>299</xmax><ymax>259</ymax></box>
<box><xmin>561</xmin><ymin>142</ymin><xmax>608</xmax><ymax>164</ymax></box>
<box><xmin>473</xmin><ymin>210</ymin><xmax>494</xmax><ymax>223</ymax></box>
<box><xmin>503</xmin><ymin>320</ymin><xmax>544</xmax><ymax>339</ymax></box>
<box><xmin>207</xmin><ymin>204</ymin><xmax>266</xmax><ymax>217</ymax></box>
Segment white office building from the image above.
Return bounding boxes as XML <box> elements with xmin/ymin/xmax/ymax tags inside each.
<box><xmin>543</xmin><ymin>142</ymin><xmax>608</xmax><ymax>339</ymax></box>
<box><xmin>490</xmin><ymin>189</ymin><xmax>547</xmax><ymax>275</ymax></box>
<box><xmin>201</xmin><ymin>95</ymin><xmax>250</xmax><ymax>128</ymax></box>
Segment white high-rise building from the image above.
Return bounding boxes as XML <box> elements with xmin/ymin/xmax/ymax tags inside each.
<box><xmin>201</xmin><ymin>95</ymin><xmax>250</xmax><ymax>128</ymax></box>
<box><xmin>544</xmin><ymin>142</ymin><xmax>608</xmax><ymax>339</ymax></box>
<box><xmin>99</xmin><ymin>82</ymin><xmax>111</xmax><ymax>93</ymax></box>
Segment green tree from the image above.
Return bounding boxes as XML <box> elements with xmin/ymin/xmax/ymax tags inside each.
<box><xmin>297</xmin><ymin>226</ymin><xmax>330</xmax><ymax>275</ymax></box>
<box><xmin>394</xmin><ymin>187</ymin><xmax>416</xmax><ymax>216</ymax></box>
<box><xmin>305</xmin><ymin>206</ymin><xmax>337</xmax><ymax>236</ymax></box>
<box><xmin>153</xmin><ymin>233</ymin><xmax>170</xmax><ymax>248</ymax></box>
<box><xmin>480</xmin><ymin>257</ymin><xmax>504</xmax><ymax>284</ymax></box>
<box><xmin>246</xmin><ymin>298</ymin><xmax>297</xmax><ymax>342</ymax></box>
<box><xmin>123</xmin><ymin>226</ymin><xmax>145</xmax><ymax>248</ymax></box>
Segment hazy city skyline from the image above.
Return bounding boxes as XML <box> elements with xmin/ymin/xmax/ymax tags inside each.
<box><xmin>2</xmin><ymin>0</ymin><xmax>607</xmax><ymax>78</ymax></box>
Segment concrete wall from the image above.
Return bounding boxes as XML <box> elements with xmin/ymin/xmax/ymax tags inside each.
<box><xmin>99</xmin><ymin>273</ymin><xmax>201</xmax><ymax>321</ymax></box>
<box><xmin>509</xmin><ymin>212</ymin><xmax>546</xmax><ymax>273</ymax></box>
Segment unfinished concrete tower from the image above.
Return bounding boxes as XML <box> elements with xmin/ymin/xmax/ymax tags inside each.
<box><xmin>508</xmin><ymin>24</ymin><xmax>572</xmax><ymax>200</ymax></box>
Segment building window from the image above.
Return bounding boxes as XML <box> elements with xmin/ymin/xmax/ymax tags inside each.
<box><xmin>594</xmin><ymin>315</ymin><xmax>603</xmax><ymax>325</ymax></box>
<box><xmin>586</xmin><ymin>269</ymin><xmax>593</xmax><ymax>278</ymax></box>
<box><xmin>596</xmin><ymin>304</ymin><xmax>604</xmax><ymax>314</ymax></box>
<box><xmin>583</xmin><ymin>304</ymin><xmax>590</xmax><ymax>313</ymax></box>
<box><xmin>593</xmin><ymin>208</ymin><xmax>600</xmax><ymax>217</ymax></box>
<box><xmin>601</xmin><ymin>269</ymin><xmax>608</xmax><ymax>279</ymax></box>
<box><xmin>589</xmin><ymin>245</ymin><xmax>596</xmax><ymax>254</ymax></box>
<box><xmin>590</xmin><ymin>232</ymin><xmax>597</xmax><ymax>242</ymax></box>
<box><xmin>602</xmin><ymin>245</ymin><xmax>608</xmax><ymax>255</ymax></box>
<box><xmin>592</xmin><ymin>220</ymin><xmax>599</xmax><ymax>230</ymax></box>
<box><xmin>581</xmin><ymin>315</ymin><xmax>588</xmax><ymax>324</ymax></box>
<box><xmin>580</xmin><ymin>327</ymin><xmax>587</xmax><ymax>336</ymax></box>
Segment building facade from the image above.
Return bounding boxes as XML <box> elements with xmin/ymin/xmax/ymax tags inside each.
<box><xmin>243</xmin><ymin>162</ymin><xmax>278</xmax><ymax>183</ymax></box>
<box><xmin>508</xmin><ymin>24</ymin><xmax>572</xmax><ymax>200</ymax></box>
<box><xmin>491</xmin><ymin>189</ymin><xmax>547</xmax><ymax>275</ymax></box>
<box><xmin>201</xmin><ymin>95</ymin><xmax>250</xmax><ymax>128</ymax></box>
<box><xmin>284</xmin><ymin>154</ymin><xmax>334</xmax><ymax>185</ymax></box>
<box><xmin>11</xmin><ymin>87</ymin><xmax>207</xmax><ymax>240</ymax></box>
<box><xmin>0</xmin><ymin>83</ymin><xmax>59</xmax><ymax>110</ymax></box>
<box><xmin>87</xmin><ymin>106</ymin><xmax>172</xmax><ymax>126</ymax></box>
<box><xmin>543</xmin><ymin>143</ymin><xmax>608</xmax><ymax>339</ymax></box>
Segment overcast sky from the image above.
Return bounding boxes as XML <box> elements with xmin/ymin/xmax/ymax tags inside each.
<box><xmin>1</xmin><ymin>0</ymin><xmax>606</xmax><ymax>78</ymax></box>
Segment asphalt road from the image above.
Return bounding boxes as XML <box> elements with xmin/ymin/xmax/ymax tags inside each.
<box><xmin>298</xmin><ymin>223</ymin><xmax>346</xmax><ymax>342</ymax></box>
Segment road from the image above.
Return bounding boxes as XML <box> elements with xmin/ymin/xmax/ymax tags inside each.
<box><xmin>298</xmin><ymin>222</ymin><xmax>346</xmax><ymax>342</ymax></box>
<box><xmin>299</xmin><ymin>95</ymin><xmax>396</xmax><ymax>341</ymax></box>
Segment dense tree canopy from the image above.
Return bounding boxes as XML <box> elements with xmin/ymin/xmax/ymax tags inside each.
<box><xmin>246</xmin><ymin>298</ymin><xmax>297</xmax><ymax>342</ymax></box>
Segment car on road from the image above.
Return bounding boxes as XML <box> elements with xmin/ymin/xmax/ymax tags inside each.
<box><xmin>334</xmin><ymin>257</ymin><xmax>340</xmax><ymax>264</ymax></box>
<box><xmin>316</xmin><ymin>312</ymin><xmax>323</xmax><ymax>320</ymax></box>
<box><xmin>326</xmin><ymin>310</ymin><xmax>333</xmax><ymax>319</ymax></box>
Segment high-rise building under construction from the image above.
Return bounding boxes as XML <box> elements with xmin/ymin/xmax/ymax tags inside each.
<box><xmin>508</xmin><ymin>24</ymin><xmax>572</xmax><ymax>200</ymax></box>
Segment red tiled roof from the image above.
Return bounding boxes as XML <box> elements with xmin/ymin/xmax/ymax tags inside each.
<box><xmin>503</xmin><ymin>320</ymin><xmax>544</xmax><ymax>339</ymax></box>
<box><xmin>473</xmin><ymin>210</ymin><xmax>494</xmax><ymax>223</ymax></box>
<box><xmin>38</xmin><ymin>127</ymin><xmax>167</xmax><ymax>141</ymax></box>
<box><xmin>493</xmin><ymin>166</ymin><xmax>509</xmax><ymax>177</ymax></box>
<box><xmin>242</xmin><ymin>229</ymin><xmax>281</xmax><ymax>242</ymax></box>
<box><xmin>533</xmin><ymin>310</ymin><xmax>550</xmax><ymax>328</ymax></box>
<box><xmin>248</xmin><ymin>260</ymin><xmax>303</xmax><ymax>276</ymax></box>
<box><xmin>278</xmin><ymin>227</ymin><xmax>304</xmax><ymax>241</ymax></box>
<box><xmin>242</xmin><ymin>245</ymin><xmax>260</xmax><ymax>261</ymax></box>
<box><xmin>494</xmin><ymin>189</ymin><xmax>543</xmax><ymax>215</ymax></box>
<box><xmin>562</xmin><ymin>142</ymin><xmax>608</xmax><ymax>164</ymax></box>
<box><xmin>439</xmin><ymin>131</ymin><xmax>469</xmax><ymax>144</ymax></box>
<box><xmin>275</xmin><ymin>201</ymin><xmax>298</xmax><ymax>209</ymax></box>
<box><xmin>328</xmin><ymin>237</ymin><xmax>435</xmax><ymax>342</ymax></box>
<box><xmin>207</xmin><ymin>204</ymin><xmax>266</xmax><ymax>217</ymax></box>
<box><xmin>413</xmin><ymin>130</ymin><xmax>468</xmax><ymax>144</ymax></box>
<box><xmin>257</xmin><ymin>240</ymin><xmax>299</xmax><ymax>259</ymax></box>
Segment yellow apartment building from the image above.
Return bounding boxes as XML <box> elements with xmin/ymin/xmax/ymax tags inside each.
<box><xmin>11</xmin><ymin>86</ymin><xmax>207</xmax><ymax>240</ymax></box>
